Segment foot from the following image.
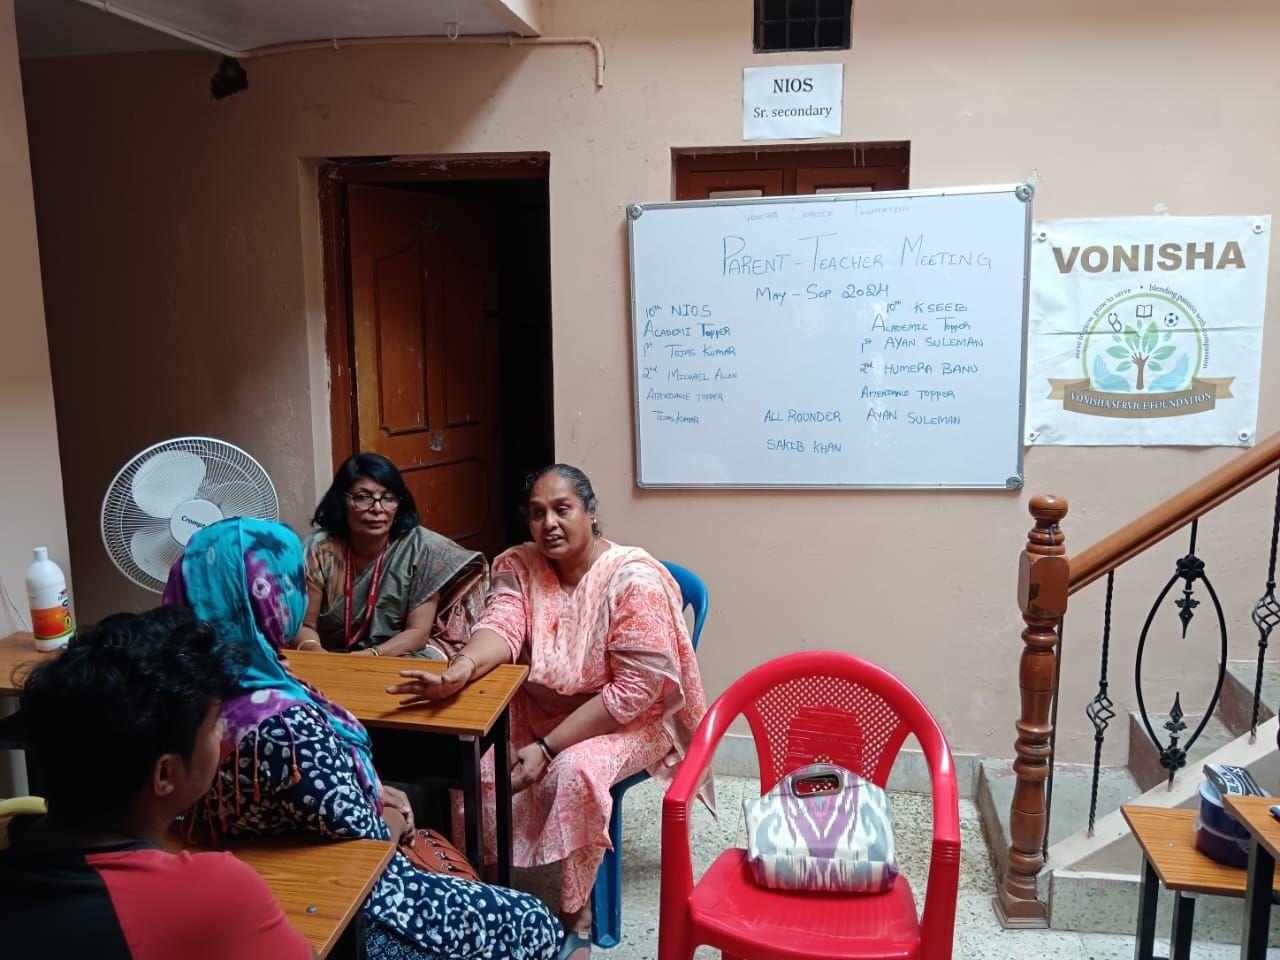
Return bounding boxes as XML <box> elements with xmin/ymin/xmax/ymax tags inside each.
<box><xmin>556</xmin><ymin>930</ymin><xmax>591</xmax><ymax>960</ymax></box>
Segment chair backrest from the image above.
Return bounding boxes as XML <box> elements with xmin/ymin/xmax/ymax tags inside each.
<box><xmin>660</xmin><ymin>560</ymin><xmax>708</xmax><ymax>651</ymax></box>
<box><xmin>720</xmin><ymin>651</ymin><xmax>947</xmax><ymax>795</ymax></box>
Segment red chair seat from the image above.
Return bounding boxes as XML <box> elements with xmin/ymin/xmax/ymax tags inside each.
<box><xmin>687</xmin><ymin>849</ymin><xmax>921</xmax><ymax>960</ymax></box>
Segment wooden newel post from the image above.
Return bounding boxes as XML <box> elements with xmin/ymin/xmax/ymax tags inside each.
<box><xmin>994</xmin><ymin>494</ymin><xmax>1069</xmax><ymax>928</ymax></box>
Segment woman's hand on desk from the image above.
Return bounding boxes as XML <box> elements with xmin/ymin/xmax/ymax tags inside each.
<box><xmin>386</xmin><ymin>660</ymin><xmax>471</xmax><ymax>705</ymax></box>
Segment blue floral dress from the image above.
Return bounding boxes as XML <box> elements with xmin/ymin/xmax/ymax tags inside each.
<box><xmin>192</xmin><ymin>703</ymin><xmax>561</xmax><ymax>959</ymax></box>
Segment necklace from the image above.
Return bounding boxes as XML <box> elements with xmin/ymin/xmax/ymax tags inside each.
<box><xmin>343</xmin><ymin>544</ymin><xmax>387</xmax><ymax>650</ymax></box>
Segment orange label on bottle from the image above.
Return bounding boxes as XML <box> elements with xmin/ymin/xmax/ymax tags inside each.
<box><xmin>32</xmin><ymin>605</ymin><xmax>74</xmax><ymax>640</ymax></box>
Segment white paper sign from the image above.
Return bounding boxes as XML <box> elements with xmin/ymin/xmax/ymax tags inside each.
<box><xmin>1026</xmin><ymin>216</ymin><xmax>1270</xmax><ymax>446</ymax></box>
<box><xmin>743</xmin><ymin>64</ymin><xmax>843</xmax><ymax>141</ymax></box>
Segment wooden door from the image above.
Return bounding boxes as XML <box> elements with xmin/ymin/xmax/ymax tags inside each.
<box><xmin>675</xmin><ymin>146</ymin><xmax>910</xmax><ymax>200</ymax></box>
<box><xmin>346</xmin><ymin>185</ymin><xmax>504</xmax><ymax>557</ymax></box>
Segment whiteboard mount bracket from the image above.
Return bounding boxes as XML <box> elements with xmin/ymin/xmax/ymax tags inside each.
<box><xmin>1006</xmin><ymin>475</ymin><xmax>1025</xmax><ymax>491</ymax></box>
<box><xmin>1015</xmin><ymin>181</ymin><xmax>1036</xmax><ymax>203</ymax></box>
<box><xmin>626</xmin><ymin>203</ymin><xmax>644</xmax><ymax>220</ymax></box>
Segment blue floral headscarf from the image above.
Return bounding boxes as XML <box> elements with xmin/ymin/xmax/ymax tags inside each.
<box><xmin>163</xmin><ymin>518</ymin><xmax>381</xmax><ymax>804</ymax></box>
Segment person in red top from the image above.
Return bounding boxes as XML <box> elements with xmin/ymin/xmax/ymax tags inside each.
<box><xmin>0</xmin><ymin>606</ymin><xmax>314</xmax><ymax>959</ymax></box>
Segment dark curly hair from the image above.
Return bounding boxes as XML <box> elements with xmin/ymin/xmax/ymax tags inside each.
<box><xmin>311</xmin><ymin>453</ymin><xmax>421</xmax><ymax>541</ymax></box>
<box><xmin>19</xmin><ymin>606</ymin><xmax>240</xmax><ymax>816</ymax></box>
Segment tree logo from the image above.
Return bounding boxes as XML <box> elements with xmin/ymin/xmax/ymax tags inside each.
<box><xmin>1046</xmin><ymin>289</ymin><xmax>1234</xmax><ymax>418</ymax></box>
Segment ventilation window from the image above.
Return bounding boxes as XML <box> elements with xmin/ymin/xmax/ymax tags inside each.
<box><xmin>755</xmin><ymin>0</ymin><xmax>852</xmax><ymax>53</ymax></box>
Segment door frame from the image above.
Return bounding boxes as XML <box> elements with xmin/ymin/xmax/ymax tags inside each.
<box><xmin>318</xmin><ymin>153</ymin><xmax>550</xmax><ymax>470</ymax></box>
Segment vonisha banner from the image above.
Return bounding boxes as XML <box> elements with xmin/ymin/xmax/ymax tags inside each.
<box><xmin>1026</xmin><ymin>216</ymin><xmax>1269</xmax><ymax>446</ymax></box>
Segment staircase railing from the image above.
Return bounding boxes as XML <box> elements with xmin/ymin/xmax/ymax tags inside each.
<box><xmin>993</xmin><ymin>431</ymin><xmax>1280</xmax><ymax>928</ymax></box>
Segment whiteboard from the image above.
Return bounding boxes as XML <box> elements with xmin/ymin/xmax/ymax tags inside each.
<box><xmin>627</xmin><ymin>184</ymin><xmax>1032</xmax><ymax>489</ymax></box>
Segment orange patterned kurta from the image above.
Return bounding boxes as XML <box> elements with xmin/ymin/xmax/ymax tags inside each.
<box><xmin>472</xmin><ymin>541</ymin><xmax>709</xmax><ymax>912</ymax></box>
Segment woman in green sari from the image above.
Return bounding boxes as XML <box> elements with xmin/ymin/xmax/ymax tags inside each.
<box><xmin>293</xmin><ymin>453</ymin><xmax>489</xmax><ymax>659</ymax></box>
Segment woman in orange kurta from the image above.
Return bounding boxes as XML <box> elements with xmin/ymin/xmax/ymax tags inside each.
<box><xmin>388</xmin><ymin>464</ymin><xmax>709</xmax><ymax>959</ymax></box>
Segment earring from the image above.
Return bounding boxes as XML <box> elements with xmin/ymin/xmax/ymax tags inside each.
<box><xmin>591</xmin><ymin>519</ymin><xmax>600</xmax><ymax>535</ymax></box>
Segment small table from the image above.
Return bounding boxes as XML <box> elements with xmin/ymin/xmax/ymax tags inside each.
<box><xmin>0</xmin><ymin>631</ymin><xmax>52</xmax><ymax>695</ymax></box>
<box><xmin>0</xmin><ymin>634</ymin><xmax>528</xmax><ymax>885</ymax></box>
<box><xmin>165</xmin><ymin>832</ymin><xmax>394</xmax><ymax>958</ymax></box>
<box><xmin>1121</xmin><ymin>804</ymin><xmax>1276</xmax><ymax>960</ymax></box>
<box><xmin>1223</xmin><ymin>795</ymin><xmax>1280</xmax><ymax>960</ymax></box>
<box><xmin>284</xmin><ymin>650</ymin><xmax>527</xmax><ymax>885</ymax></box>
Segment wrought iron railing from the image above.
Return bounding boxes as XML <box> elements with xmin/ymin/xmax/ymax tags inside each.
<box><xmin>994</xmin><ymin>431</ymin><xmax>1280</xmax><ymax>928</ymax></box>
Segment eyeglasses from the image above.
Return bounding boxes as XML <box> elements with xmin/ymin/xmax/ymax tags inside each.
<box><xmin>346</xmin><ymin>492</ymin><xmax>400</xmax><ymax>511</ymax></box>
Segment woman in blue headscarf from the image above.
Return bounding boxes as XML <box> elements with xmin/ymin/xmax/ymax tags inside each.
<box><xmin>164</xmin><ymin>518</ymin><xmax>561</xmax><ymax>960</ymax></box>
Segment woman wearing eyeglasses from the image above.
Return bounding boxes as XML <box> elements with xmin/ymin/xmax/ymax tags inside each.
<box><xmin>293</xmin><ymin>453</ymin><xmax>489</xmax><ymax>659</ymax></box>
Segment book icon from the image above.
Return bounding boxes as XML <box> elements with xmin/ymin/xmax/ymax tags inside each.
<box><xmin>1136</xmin><ymin>304</ymin><xmax>1154</xmax><ymax>319</ymax></box>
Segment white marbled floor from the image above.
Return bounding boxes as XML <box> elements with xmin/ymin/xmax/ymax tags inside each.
<box><xmin>509</xmin><ymin>774</ymin><xmax>1280</xmax><ymax>960</ymax></box>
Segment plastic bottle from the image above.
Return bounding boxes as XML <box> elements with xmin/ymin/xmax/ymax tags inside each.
<box><xmin>26</xmin><ymin>547</ymin><xmax>74</xmax><ymax>651</ymax></box>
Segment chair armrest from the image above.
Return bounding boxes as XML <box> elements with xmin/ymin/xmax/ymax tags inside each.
<box><xmin>919</xmin><ymin>770</ymin><xmax>961</xmax><ymax>960</ymax></box>
<box><xmin>660</xmin><ymin>693</ymin><xmax>736</xmax><ymax>925</ymax></box>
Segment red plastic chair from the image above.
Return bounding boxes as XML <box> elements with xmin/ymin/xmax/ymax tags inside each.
<box><xmin>659</xmin><ymin>651</ymin><xmax>960</xmax><ymax>960</ymax></box>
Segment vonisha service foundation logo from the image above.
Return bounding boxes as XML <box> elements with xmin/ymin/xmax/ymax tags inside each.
<box><xmin>1047</xmin><ymin>287</ymin><xmax>1234</xmax><ymax>418</ymax></box>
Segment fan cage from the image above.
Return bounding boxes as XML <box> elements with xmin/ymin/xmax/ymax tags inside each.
<box><xmin>100</xmin><ymin>437</ymin><xmax>279</xmax><ymax>592</ymax></box>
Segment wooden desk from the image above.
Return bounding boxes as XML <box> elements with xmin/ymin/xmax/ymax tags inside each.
<box><xmin>1223</xmin><ymin>795</ymin><xmax>1280</xmax><ymax>960</ymax></box>
<box><xmin>164</xmin><ymin>832</ymin><xmax>394</xmax><ymax>958</ymax></box>
<box><xmin>284</xmin><ymin>649</ymin><xmax>526</xmax><ymax>737</ymax></box>
<box><xmin>0</xmin><ymin>632</ymin><xmax>50</xmax><ymax>696</ymax></box>
<box><xmin>1122</xmin><ymin>805</ymin><xmax>1269</xmax><ymax>960</ymax></box>
<box><xmin>285</xmin><ymin>650</ymin><xmax>526</xmax><ymax>885</ymax></box>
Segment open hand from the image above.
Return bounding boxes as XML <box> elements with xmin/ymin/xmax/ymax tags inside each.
<box><xmin>386</xmin><ymin>663</ymin><xmax>470</xmax><ymax>705</ymax></box>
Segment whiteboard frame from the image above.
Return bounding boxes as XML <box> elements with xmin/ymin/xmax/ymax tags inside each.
<box><xmin>626</xmin><ymin>182</ymin><xmax>1033</xmax><ymax>490</ymax></box>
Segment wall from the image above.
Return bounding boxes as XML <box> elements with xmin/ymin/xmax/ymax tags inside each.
<box><xmin>19</xmin><ymin>0</ymin><xmax>1280</xmax><ymax>762</ymax></box>
<box><xmin>0</xmin><ymin>0</ymin><xmax>70</xmax><ymax>793</ymax></box>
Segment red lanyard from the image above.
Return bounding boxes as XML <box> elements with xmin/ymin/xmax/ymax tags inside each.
<box><xmin>343</xmin><ymin>547</ymin><xmax>386</xmax><ymax>650</ymax></box>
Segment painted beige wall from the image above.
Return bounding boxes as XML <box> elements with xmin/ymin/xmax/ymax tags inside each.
<box><xmin>19</xmin><ymin>0</ymin><xmax>1280</xmax><ymax>762</ymax></box>
<box><xmin>0</xmin><ymin>0</ymin><xmax>69</xmax><ymax>629</ymax></box>
<box><xmin>1</xmin><ymin>0</ymin><xmax>70</xmax><ymax>796</ymax></box>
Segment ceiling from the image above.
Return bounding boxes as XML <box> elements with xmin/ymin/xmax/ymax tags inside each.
<box><xmin>15</xmin><ymin>0</ymin><xmax>526</xmax><ymax>59</ymax></box>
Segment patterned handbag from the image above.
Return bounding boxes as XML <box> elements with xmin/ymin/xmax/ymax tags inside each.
<box><xmin>744</xmin><ymin>763</ymin><xmax>899</xmax><ymax>893</ymax></box>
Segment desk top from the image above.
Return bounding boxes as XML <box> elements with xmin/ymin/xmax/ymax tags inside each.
<box><xmin>286</xmin><ymin>650</ymin><xmax>527</xmax><ymax>737</ymax></box>
<box><xmin>0</xmin><ymin>633</ymin><xmax>49</xmax><ymax>696</ymax></box>
<box><xmin>0</xmin><ymin>632</ymin><xmax>527</xmax><ymax>738</ymax></box>
<box><xmin>1224</xmin><ymin>795</ymin><xmax>1280</xmax><ymax>862</ymax></box>
<box><xmin>164</xmin><ymin>832</ymin><xmax>394</xmax><ymax>958</ymax></box>
<box><xmin>1121</xmin><ymin>804</ymin><xmax>1279</xmax><ymax>897</ymax></box>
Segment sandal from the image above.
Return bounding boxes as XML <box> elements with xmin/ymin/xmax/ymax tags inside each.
<box><xmin>556</xmin><ymin>930</ymin><xmax>591</xmax><ymax>960</ymax></box>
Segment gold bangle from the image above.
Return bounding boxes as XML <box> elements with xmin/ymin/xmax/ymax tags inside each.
<box><xmin>370</xmin><ymin>645</ymin><xmax>382</xmax><ymax>657</ymax></box>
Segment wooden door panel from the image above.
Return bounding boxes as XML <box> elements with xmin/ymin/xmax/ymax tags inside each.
<box><xmin>404</xmin><ymin>458</ymin><xmax>490</xmax><ymax>543</ymax></box>
<box><xmin>796</xmin><ymin>164</ymin><xmax>906</xmax><ymax>194</ymax></box>
<box><xmin>372</xmin><ymin>245</ymin><xmax>429</xmax><ymax>435</ymax></box>
<box><xmin>442</xmin><ymin>257</ymin><xmax>487</xmax><ymax>429</ymax></box>
<box><xmin>347</xmin><ymin>185</ymin><xmax>504</xmax><ymax>557</ymax></box>
<box><xmin>686</xmin><ymin>168</ymin><xmax>785</xmax><ymax>199</ymax></box>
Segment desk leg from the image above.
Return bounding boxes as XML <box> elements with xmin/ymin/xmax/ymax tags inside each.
<box><xmin>1170</xmin><ymin>893</ymin><xmax>1194</xmax><ymax>960</ymax></box>
<box><xmin>461</xmin><ymin>735</ymin><xmax>484</xmax><ymax>874</ymax></box>
<box><xmin>1241</xmin><ymin>838</ymin><xmax>1274</xmax><ymax>960</ymax></box>
<box><xmin>494</xmin><ymin>707</ymin><xmax>513</xmax><ymax>888</ymax></box>
<box><xmin>1134</xmin><ymin>856</ymin><xmax>1158</xmax><ymax>960</ymax></box>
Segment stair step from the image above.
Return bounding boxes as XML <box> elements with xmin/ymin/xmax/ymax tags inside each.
<box><xmin>1128</xmin><ymin>711</ymin><xmax>1237</xmax><ymax>792</ymax></box>
<box><xmin>1218</xmin><ymin>658</ymin><xmax>1280</xmax><ymax>737</ymax></box>
<box><xmin>977</xmin><ymin>758</ymin><xmax>1141</xmax><ymax>879</ymax></box>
